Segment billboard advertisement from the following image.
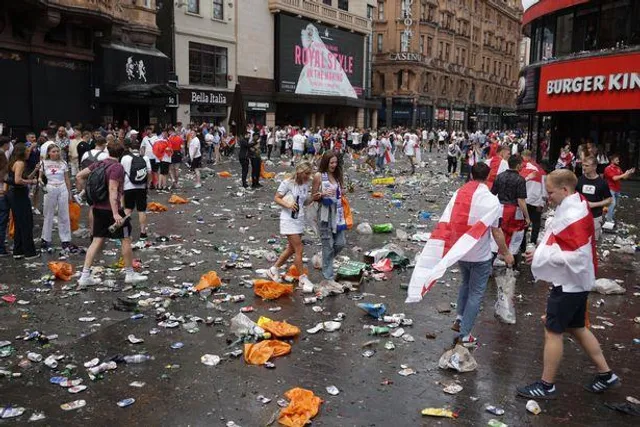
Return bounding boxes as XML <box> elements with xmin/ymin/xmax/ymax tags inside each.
<box><xmin>276</xmin><ymin>14</ymin><xmax>364</xmax><ymax>99</ymax></box>
<box><xmin>537</xmin><ymin>53</ymin><xmax>640</xmax><ymax>113</ymax></box>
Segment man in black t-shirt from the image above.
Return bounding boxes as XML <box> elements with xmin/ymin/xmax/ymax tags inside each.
<box><xmin>576</xmin><ymin>156</ymin><xmax>611</xmax><ymax>241</ymax></box>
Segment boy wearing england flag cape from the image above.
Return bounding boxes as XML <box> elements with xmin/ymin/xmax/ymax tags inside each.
<box><xmin>517</xmin><ymin>169</ymin><xmax>620</xmax><ymax>399</ymax></box>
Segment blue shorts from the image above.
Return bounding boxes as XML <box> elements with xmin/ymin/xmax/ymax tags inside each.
<box><xmin>293</xmin><ymin>149</ymin><xmax>303</xmax><ymax>155</ymax></box>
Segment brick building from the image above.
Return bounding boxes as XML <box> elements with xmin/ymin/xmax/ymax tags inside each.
<box><xmin>372</xmin><ymin>0</ymin><xmax>522</xmax><ymax>130</ymax></box>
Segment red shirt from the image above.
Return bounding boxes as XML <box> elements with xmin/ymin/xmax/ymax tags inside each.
<box><xmin>604</xmin><ymin>164</ymin><xmax>623</xmax><ymax>192</ymax></box>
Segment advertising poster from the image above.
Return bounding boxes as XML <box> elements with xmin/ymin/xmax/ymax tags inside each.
<box><xmin>277</xmin><ymin>14</ymin><xmax>364</xmax><ymax>99</ymax></box>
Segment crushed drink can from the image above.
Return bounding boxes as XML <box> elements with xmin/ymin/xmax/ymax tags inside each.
<box><xmin>230</xmin><ymin>295</ymin><xmax>245</xmax><ymax>303</ymax></box>
<box><xmin>60</xmin><ymin>400</ymin><xmax>86</xmax><ymax>411</ymax></box>
<box><xmin>117</xmin><ymin>398</ymin><xmax>135</xmax><ymax>408</ymax></box>
<box><xmin>240</xmin><ymin>306</ymin><xmax>254</xmax><ymax>313</ymax></box>
<box><xmin>486</xmin><ymin>405</ymin><xmax>505</xmax><ymax>416</ymax></box>
<box><xmin>303</xmin><ymin>297</ymin><xmax>317</xmax><ymax>304</ymax></box>
<box><xmin>27</xmin><ymin>352</ymin><xmax>43</xmax><ymax>362</ymax></box>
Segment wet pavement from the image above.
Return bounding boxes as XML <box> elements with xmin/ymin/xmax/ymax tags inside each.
<box><xmin>1</xmin><ymin>151</ymin><xmax>639</xmax><ymax>426</ymax></box>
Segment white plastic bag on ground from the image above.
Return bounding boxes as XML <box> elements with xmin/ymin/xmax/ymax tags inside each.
<box><xmin>494</xmin><ymin>269</ymin><xmax>516</xmax><ymax>324</ymax></box>
<box><xmin>311</xmin><ymin>252</ymin><xmax>322</xmax><ymax>270</ymax></box>
<box><xmin>438</xmin><ymin>345</ymin><xmax>477</xmax><ymax>372</ymax></box>
<box><xmin>593</xmin><ymin>278</ymin><xmax>626</xmax><ymax>295</ymax></box>
<box><xmin>356</xmin><ymin>223</ymin><xmax>373</xmax><ymax>234</ymax></box>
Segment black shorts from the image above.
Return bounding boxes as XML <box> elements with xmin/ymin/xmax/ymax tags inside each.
<box><xmin>92</xmin><ymin>208</ymin><xmax>132</xmax><ymax>239</ymax></box>
<box><xmin>171</xmin><ymin>152</ymin><xmax>182</xmax><ymax>165</ymax></box>
<box><xmin>190</xmin><ymin>156</ymin><xmax>202</xmax><ymax>170</ymax></box>
<box><xmin>159</xmin><ymin>161</ymin><xmax>170</xmax><ymax>175</ymax></box>
<box><xmin>545</xmin><ymin>286</ymin><xmax>589</xmax><ymax>333</ymax></box>
<box><xmin>124</xmin><ymin>188</ymin><xmax>148</xmax><ymax>212</ymax></box>
<box><xmin>149</xmin><ymin>159</ymin><xmax>159</xmax><ymax>172</ymax></box>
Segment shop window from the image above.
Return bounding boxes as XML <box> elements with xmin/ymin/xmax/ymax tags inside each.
<box><xmin>212</xmin><ymin>0</ymin><xmax>223</xmax><ymax>20</ymax></box>
<box><xmin>44</xmin><ymin>24</ymin><xmax>67</xmax><ymax>46</ymax></box>
<box><xmin>187</xmin><ymin>0</ymin><xmax>199</xmax><ymax>14</ymax></box>
<box><xmin>338</xmin><ymin>0</ymin><xmax>348</xmax><ymax>11</ymax></box>
<box><xmin>189</xmin><ymin>42</ymin><xmax>228</xmax><ymax>87</ymax></box>
<box><xmin>71</xmin><ymin>26</ymin><xmax>91</xmax><ymax>49</ymax></box>
<box><xmin>573</xmin><ymin>6</ymin><xmax>599</xmax><ymax>52</ymax></box>
<box><xmin>555</xmin><ymin>12</ymin><xmax>573</xmax><ymax>57</ymax></box>
<box><xmin>599</xmin><ymin>0</ymin><xmax>630</xmax><ymax>49</ymax></box>
<box><xmin>377</xmin><ymin>1</ymin><xmax>384</xmax><ymax>20</ymax></box>
<box><xmin>376</xmin><ymin>33</ymin><xmax>383</xmax><ymax>52</ymax></box>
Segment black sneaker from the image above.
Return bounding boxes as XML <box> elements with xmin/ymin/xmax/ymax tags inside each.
<box><xmin>584</xmin><ymin>373</ymin><xmax>620</xmax><ymax>393</ymax></box>
<box><xmin>139</xmin><ymin>233</ymin><xmax>148</xmax><ymax>240</ymax></box>
<box><xmin>517</xmin><ymin>381</ymin><xmax>557</xmax><ymax>400</ymax></box>
<box><xmin>24</xmin><ymin>252</ymin><xmax>41</xmax><ymax>260</ymax></box>
<box><xmin>451</xmin><ymin>319</ymin><xmax>461</xmax><ymax>332</ymax></box>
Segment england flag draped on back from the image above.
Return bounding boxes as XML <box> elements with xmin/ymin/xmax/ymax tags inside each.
<box><xmin>406</xmin><ymin>181</ymin><xmax>501</xmax><ymax>303</ymax></box>
<box><xmin>531</xmin><ymin>193</ymin><xmax>597</xmax><ymax>291</ymax></box>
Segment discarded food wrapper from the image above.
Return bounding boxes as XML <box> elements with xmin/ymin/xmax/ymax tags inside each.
<box><xmin>372</xmin><ymin>258</ymin><xmax>393</xmax><ymax>272</ymax></box>
<box><xmin>356</xmin><ymin>223</ymin><xmax>373</xmax><ymax>235</ymax></box>
<box><xmin>201</xmin><ymin>354</ymin><xmax>221</xmax><ymax>366</ymax></box>
<box><xmin>168</xmin><ymin>194</ymin><xmax>188</xmax><ymax>204</ymax></box>
<box><xmin>244</xmin><ymin>340</ymin><xmax>291</xmax><ymax>365</ymax></box>
<box><xmin>438</xmin><ymin>345</ymin><xmax>478</xmax><ymax>373</ymax></box>
<box><xmin>117</xmin><ymin>398</ymin><xmax>135</xmax><ymax>408</ymax></box>
<box><xmin>357</xmin><ymin>302</ymin><xmax>387</xmax><ymax>319</ymax></box>
<box><xmin>127</xmin><ymin>334</ymin><xmax>144</xmax><ymax>344</ymax></box>
<box><xmin>60</xmin><ymin>400</ymin><xmax>86</xmax><ymax>411</ymax></box>
<box><xmin>195</xmin><ymin>271</ymin><xmax>222</xmax><ymax>291</ymax></box>
<box><xmin>257</xmin><ymin>317</ymin><xmax>301</xmax><ymax>338</ymax></box>
<box><xmin>372</xmin><ymin>223</ymin><xmax>394</xmax><ymax>233</ymax></box>
<box><xmin>68</xmin><ymin>385</ymin><xmax>88</xmax><ymax>394</ymax></box>
<box><xmin>593</xmin><ymin>278</ymin><xmax>626</xmax><ymax>295</ymax></box>
<box><xmin>442</xmin><ymin>383</ymin><xmax>463</xmax><ymax>394</ymax></box>
<box><xmin>48</xmin><ymin>261</ymin><xmax>74</xmax><ymax>281</ymax></box>
<box><xmin>0</xmin><ymin>407</ymin><xmax>25</xmax><ymax>419</ymax></box>
<box><xmin>326</xmin><ymin>385</ymin><xmax>340</xmax><ymax>396</ymax></box>
<box><xmin>398</xmin><ymin>368</ymin><xmax>416</xmax><ymax>376</ymax></box>
<box><xmin>421</xmin><ymin>408</ymin><xmax>458</xmax><ymax>418</ymax></box>
<box><xmin>486</xmin><ymin>405</ymin><xmax>505</xmax><ymax>416</ymax></box>
<box><xmin>254</xmin><ymin>280</ymin><xmax>294</xmax><ymax>300</ymax></box>
<box><xmin>147</xmin><ymin>202</ymin><xmax>168</xmax><ymax>212</ymax></box>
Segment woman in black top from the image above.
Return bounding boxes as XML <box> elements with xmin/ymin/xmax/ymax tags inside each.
<box><xmin>6</xmin><ymin>143</ymin><xmax>38</xmax><ymax>259</ymax></box>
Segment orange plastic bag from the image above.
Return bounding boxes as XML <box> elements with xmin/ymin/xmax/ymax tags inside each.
<box><xmin>260</xmin><ymin>163</ymin><xmax>275</xmax><ymax>179</ymax></box>
<box><xmin>342</xmin><ymin>196</ymin><xmax>353</xmax><ymax>230</ymax></box>
<box><xmin>68</xmin><ymin>201</ymin><xmax>81</xmax><ymax>232</ymax></box>
<box><xmin>195</xmin><ymin>271</ymin><xmax>222</xmax><ymax>291</ymax></box>
<box><xmin>8</xmin><ymin>212</ymin><xmax>14</xmax><ymax>239</ymax></box>
<box><xmin>244</xmin><ymin>340</ymin><xmax>291</xmax><ymax>365</ymax></box>
<box><xmin>278</xmin><ymin>387</ymin><xmax>323</xmax><ymax>427</ymax></box>
<box><xmin>147</xmin><ymin>202</ymin><xmax>168</xmax><ymax>212</ymax></box>
<box><xmin>371</xmin><ymin>192</ymin><xmax>384</xmax><ymax>198</ymax></box>
<box><xmin>287</xmin><ymin>265</ymin><xmax>308</xmax><ymax>279</ymax></box>
<box><xmin>254</xmin><ymin>280</ymin><xmax>294</xmax><ymax>300</ymax></box>
<box><xmin>261</xmin><ymin>320</ymin><xmax>300</xmax><ymax>338</ymax></box>
<box><xmin>168</xmin><ymin>194</ymin><xmax>188</xmax><ymax>204</ymax></box>
<box><xmin>218</xmin><ymin>171</ymin><xmax>232</xmax><ymax>178</ymax></box>
<box><xmin>48</xmin><ymin>261</ymin><xmax>75</xmax><ymax>281</ymax></box>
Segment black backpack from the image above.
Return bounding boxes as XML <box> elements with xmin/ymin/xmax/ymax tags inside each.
<box><xmin>81</xmin><ymin>148</ymin><xmax>105</xmax><ymax>170</ymax></box>
<box><xmin>85</xmin><ymin>162</ymin><xmax>111</xmax><ymax>206</ymax></box>
<box><xmin>125</xmin><ymin>154</ymin><xmax>148</xmax><ymax>185</ymax></box>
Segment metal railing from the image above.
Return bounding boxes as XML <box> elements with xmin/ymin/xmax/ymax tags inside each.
<box><xmin>268</xmin><ymin>0</ymin><xmax>371</xmax><ymax>34</ymax></box>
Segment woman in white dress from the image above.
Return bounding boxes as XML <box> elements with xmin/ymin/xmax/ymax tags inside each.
<box><xmin>266</xmin><ymin>162</ymin><xmax>314</xmax><ymax>290</ymax></box>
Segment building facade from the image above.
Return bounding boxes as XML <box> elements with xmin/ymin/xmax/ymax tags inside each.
<box><xmin>156</xmin><ymin>0</ymin><xmax>236</xmax><ymax>126</ymax></box>
<box><xmin>235</xmin><ymin>0</ymin><xmax>379</xmax><ymax>129</ymax></box>
<box><xmin>372</xmin><ymin>0</ymin><xmax>522</xmax><ymax>130</ymax></box>
<box><xmin>517</xmin><ymin>0</ymin><xmax>640</xmax><ymax>171</ymax></box>
<box><xmin>0</xmin><ymin>0</ymin><xmax>174</xmax><ymax>135</ymax></box>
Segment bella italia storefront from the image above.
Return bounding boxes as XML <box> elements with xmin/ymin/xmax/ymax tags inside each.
<box><xmin>178</xmin><ymin>89</ymin><xmax>232</xmax><ymax>125</ymax></box>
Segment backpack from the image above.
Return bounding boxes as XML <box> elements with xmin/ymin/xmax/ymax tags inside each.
<box><xmin>81</xmin><ymin>148</ymin><xmax>105</xmax><ymax>170</ymax></box>
<box><xmin>85</xmin><ymin>161</ymin><xmax>111</xmax><ymax>206</ymax></box>
<box><xmin>124</xmin><ymin>154</ymin><xmax>148</xmax><ymax>185</ymax></box>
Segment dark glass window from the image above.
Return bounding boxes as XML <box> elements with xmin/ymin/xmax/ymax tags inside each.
<box><xmin>599</xmin><ymin>0</ymin><xmax>630</xmax><ymax>48</ymax></box>
<box><xmin>555</xmin><ymin>12</ymin><xmax>573</xmax><ymax>57</ymax></box>
<box><xmin>189</xmin><ymin>42</ymin><xmax>228</xmax><ymax>87</ymax></box>
<box><xmin>573</xmin><ymin>6</ymin><xmax>599</xmax><ymax>51</ymax></box>
<box><xmin>338</xmin><ymin>0</ymin><xmax>348</xmax><ymax>11</ymax></box>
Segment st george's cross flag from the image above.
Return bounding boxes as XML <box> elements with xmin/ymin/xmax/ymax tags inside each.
<box><xmin>492</xmin><ymin>204</ymin><xmax>526</xmax><ymax>254</ymax></box>
<box><xmin>406</xmin><ymin>181</ymin><xmax>501</xmax><ymax>303</ymax></box>
<box><xmin>531</xmin><ymin>192</ymin><xmax>597</xmax><ymax>292</ymax></box>
<box><xmin>485</xmin><ymin>155</ymin><xmax>509</xmax><ymax>189</ymax></box>
<box><xmin>520</xmin><ymin>160</ymin><xmax>547</xmax><ymax>207</ymax></box>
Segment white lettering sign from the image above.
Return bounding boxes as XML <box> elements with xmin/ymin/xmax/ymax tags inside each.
<box><xmin>400</xmin><ymin>0</ymin><xmax>414</xmax><ymax>52</ymax></box>
<box><xmin>546</xmin><ymin>73</ymin><xmax>639</xmax><ymax>95</ymax></box>
<box><xmin>389</xmin><ymin>52</ymin><xmax>423</xmax><ymax>61</ymax></box>
<box><xmin>191</xmin><ymin>91</ymin><xmax>227</xmax><ymax>105</ymax></box>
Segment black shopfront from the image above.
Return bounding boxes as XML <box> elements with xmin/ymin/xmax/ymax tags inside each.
<box><xmin>94</xmin><ymin>43</ymin><xmax>177</xmax><ymax>129</ymax></box>
<box><xmin>181</xmin><ymin>89</ymin><xmax>232</xmax><ymax>125</ymax></box>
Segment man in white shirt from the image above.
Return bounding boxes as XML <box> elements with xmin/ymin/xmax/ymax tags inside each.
<box><xmin>121</xmin><ymin>140</ymin><xmax>152</xmax><ymax>239</ymax></box>
<box><xmin>188</xmin><ymin>130</ymin><xmax>202</xmax><ymax>188</ymax></box>
<box><xmin>291</xmin><ymin>129</ymin><xmax>306</xmax><ymax>166</ymax></box>
<box><xmin>402</xmin><ymin>133</ymin><xmax>417</xmax><ymax>174</ymax></box>
<box><xmin>140</xmin><ymin>127</ymin><xmax>158</xmax><ymax>189</ymax></box>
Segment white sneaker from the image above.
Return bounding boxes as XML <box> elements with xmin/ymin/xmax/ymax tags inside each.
<box><xmin>33</xmin><ymin>208</ymin><xmax>42</xmax><ymax>215</ymax></box>
<box><xmin>266</xmin><ymin>266</ymin><xmax>280</xmax><ymax>282</ymax></box>
<box><xmin>78</xmin><ymin>275</ymin><xmax>101</xmax><ymax>287</ymax></box>
<box><xmin>125</xmin><ymin>272</ymin><xmax>148</xmax><ymax>284</ymax></box>
<box><xmin>299</xmin><ymin>275</ymin><xmax>315</xmax><ymax>293</ymax></box>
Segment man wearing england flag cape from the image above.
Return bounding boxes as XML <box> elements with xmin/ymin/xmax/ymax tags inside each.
<box><xmin>406</xmin><ymin>163</ymin><xmax>514</xmax><ymax>347</ymax></box>
<box><xmin>517</xmin><ymin>169</ymin><xmax>619</xmax><ymax>399</ymax></box>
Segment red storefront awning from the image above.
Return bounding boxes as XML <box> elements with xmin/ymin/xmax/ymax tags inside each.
<box><xmin>522</xmin><ymin>0</ymin><xmax>590</xmax><ymax>27</ymax></box>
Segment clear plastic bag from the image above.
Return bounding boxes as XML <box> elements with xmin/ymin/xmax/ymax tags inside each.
<box><xmin>494</xmin><ymin>268</ymin><xmax>516</xmax><ymax>324</ymax></box>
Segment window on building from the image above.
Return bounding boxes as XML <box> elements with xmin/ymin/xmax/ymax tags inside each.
<box><xmin>438</xmin><ymin>41</ymin><xmax>443</xmax><ymax>59</ymax></box>
<box><xmin>400</xmin><ymin>32</ymin><xmax>409</xmax><ymax>52</ymax></box>
<box><xmin>419</xmin><ymin>35</ymin><xmax>425</xmax><ymax>54</ymax></box>
<box><xmin>427</xmin><ymin>36</ymin><xmax>433</xmax><ymax>56</ymax></box>
<box><xmin>471</xmin><ymin>53</ymin><xmax>476</xmax><ymax>67</ymax></box>
<box><xmin>473</xmin><ymin>27</ymin><xmax>479</xmax><ymax>42</ymax></box>
<box><xmin>428</xmin><ymin>5</ymin><xmax>435</xmax><ymax>21</ymax></box>
<box><xmin>377</xmin><ymin>1</ymin><xmax>384</xmax><ymax>20</ymax></box>
<box><xmin>323</xmin><ymin>0</ymin><xmax>331</xmax><ymax>4</ymax></box>
<box><xmin>338</xmin><ymin>0</ymin><xmax>348</xmax><ymax>11</ymax></box>
<box><xmin>461</xmin><ymin>48</ymin><xmax>466</xmax><ymax>66</ymax></box>
<box><xmin>455</xmin><ymin>47</ymin><xmax>460</xmax><ymax>64</ymax></box>
<box><xmin>401</xmin><ymin>0</ymin><xmax>410</xmax><ymax>18</ymax></box>
<box><xmin>189</xmin><ymin>42</ymin><xmax>228</xmax><ymax>87</ymax></box>
<box><xmin>555</xmin><ymin>12</ymin><xmax>573</xmax><ymax>57</ymax></box>
<box><xmin>420</xmin><ymin>0</ymin><xmax>427</xmax><ymax>20</ymax></box>
<box><xmin>599</xmin><ymin>0</ymin><xmax>630</xmax><ymax>49</ymax></box>
<box><xmin>144</xmin><ymin>0</ymin><xmax>152</xmax><ymax>8</ymax></box>
<box><xmin>474</xmin><ymin>0</ymin><xmax>479</xmax><ymax>12</ymax></box>
<box><xmin>397</xmin><ymin>71</ymin><xmax>403</xmax><ymax>90</ymax></box>
<box><xmin>573</xmin><ymin>6</ymin><xmax>599</xmax><ymax>51</ymax></box>
<box><xmin>367</xmin><ymin>4</ymin><xmax>374</xmax><ymax>19</ymax></box>
<box><xmin>212</xmin><ymin>0</ymin><xmax>223</xmax><ymax>20</ymax></box>
<box><xmin>440</xmin><ymin>12</ymin><xmax>446</xmax><ymax>27</ymax></box>
<box><xmin>187</xmin><ymin>0</ymin><xmax>199</xmax><ymax>14</ymax></box>
<box><xmin>493</xmin><ymin>60</ymin><xmax>497</xmax><ymax>75</ymax></box>
<box><xmin>445</xmin><ymin>43</ymin><xmax>450</xmax><ymax>61</ymax></box>
<box><xmin>377</xmin><ymin>33</ymin><xmax>383</xmax><ymax>52</ymax></box>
